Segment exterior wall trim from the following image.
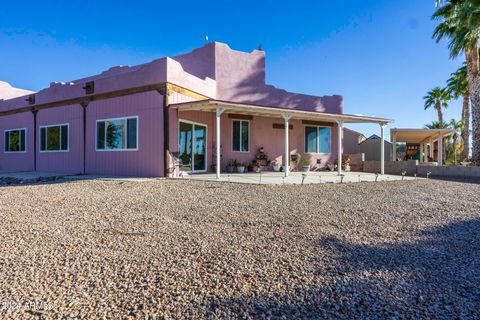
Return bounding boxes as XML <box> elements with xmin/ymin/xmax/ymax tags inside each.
<box><xmin>0</xmin><ymin>82</ymin><xmax>208</xmax><ymax>118</ymax></box>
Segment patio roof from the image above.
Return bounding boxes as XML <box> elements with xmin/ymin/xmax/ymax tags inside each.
<box><xmin>169</xmin><ymin>99</ymin><xmax>392</xmax><ymax>124</ymax></box>
<box><xmin>390</xmin><ymin>128</ymin><xmax>452</xmax><ymax>144</ymax></box>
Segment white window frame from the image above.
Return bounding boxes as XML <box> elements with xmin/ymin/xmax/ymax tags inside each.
<box><xmin>231</xmin><ymin>119</ymin><xmax>250</xmax><ymax>153</ymax></box>
<box><xmin>4</xmin><ymin>128</ymin><xmax>27</xmax><ymax>153</ymax></box>
<box><xmin>39</xmin><ymin>123</ymin><xmax>69</xmax><ymax>153</ymax></box>
<box><xmin>95</xmin><ymin>116</ymin><xmax>139</xmax><ymax>152</ymax></box>
<box><xmin>304</xmin><ymin>125</ymin><xmax>332</xmax><ymax>154</ymax></box>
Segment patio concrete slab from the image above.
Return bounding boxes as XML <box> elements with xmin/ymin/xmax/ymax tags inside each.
<box><xmin>174</xmin><ymin>171</ymin><xmax>418</xmax><ymax>185</ymax></box>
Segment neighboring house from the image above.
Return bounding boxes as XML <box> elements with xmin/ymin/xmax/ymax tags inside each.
<box><xmin>0</xmin><ymin>42</ymin><xmax>390</xmax><ymax>177</ymax></box>
<box><xmin>343</xmin><ymin>128</ymin><xmax>367</xmax><ymax>154</ymax></box>
<box><xmin>359</xmin><ymin>134</ymin><xmax>392</xmax><ymax>162</ymax></box>
<box><xmin>0</xmin><ymin>81</ymin><xmax>34</xmax><ymax>100</ymax></box>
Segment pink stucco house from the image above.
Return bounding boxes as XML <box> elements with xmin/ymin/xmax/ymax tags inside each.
<box><xmin>0</xmin><ymin>42</ymin><xmax>390</xmax><ymax>177</ymax></box>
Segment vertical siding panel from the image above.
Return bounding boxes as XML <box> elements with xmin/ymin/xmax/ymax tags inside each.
<box><xmin>0</xmin><ymin>112</ymin><xmax>35</xmax><ymax>171</ymax></box>
<box><xmin>86</xmin><ymin>90</ymin><xmax>164</xmax><ymax>177</ymax></box>
<box><xmin>36</xmin><ymin>104</ymin><xmax>84</xmax><ymax>174</ymax></box>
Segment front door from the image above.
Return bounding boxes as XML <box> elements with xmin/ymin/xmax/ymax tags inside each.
<box><xmin>178</xmin><ymin>120</ymin><xmax>207</xmax><ymax>173</ymax></box>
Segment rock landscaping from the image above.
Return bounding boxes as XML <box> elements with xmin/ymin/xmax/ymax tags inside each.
<box><xmin>0</xmin><ymin>178</ymin><xmax>478</xmax><ymax>319</ymax></box>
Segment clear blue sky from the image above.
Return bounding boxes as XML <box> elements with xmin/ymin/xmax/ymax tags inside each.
<box><xmin>0</xmin><ymin>0</ymin><xmax>463</xmax><ymax>140</ymax></box>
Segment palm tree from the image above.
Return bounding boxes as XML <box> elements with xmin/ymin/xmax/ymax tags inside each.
<box><xmin>424</xmin><ymin>120</ymin><xmax>445</xmax><ymax>129</ymax></box>
<box><xmin>423</xmin><ymin>87</ymin><xmax>451</xmax><ymax>127</ymax></box>
<box><xmin>433</xmin><ymin>0</ymin><xmax>480</xmax><ymax>163</ymax></box>
<box><xmin>447</xmin><ymin>64</ymin><xmax>470</xmax><ymax>160</ymax></box>
<box><xmin>448</xmin><ymin>118</ymin><xmax>463</xmax><ymax>163</ymax></box>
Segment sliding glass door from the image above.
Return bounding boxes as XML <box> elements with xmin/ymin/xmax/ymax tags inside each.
<box><xmin>178</xmin><ymin>120</ymin><xmax>207</xmax><ymax>173</ymax></box>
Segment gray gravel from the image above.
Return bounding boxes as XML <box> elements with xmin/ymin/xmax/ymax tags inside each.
<box><xmin>0</xmin><ymin>178</ymin><xmax>479</xmax><ymax>319</ymax></box>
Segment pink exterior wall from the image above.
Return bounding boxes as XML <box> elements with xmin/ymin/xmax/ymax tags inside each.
<box><xmin>36</xmin><ymin>104</ymin><xmax>84</xmax><ymax>174</ymax></box>
<box><xmin>171</xmin><ymin>42</ymin><xmax>343</xmax><ymax>114</ymax></box>
<box><xmin>343</xmin><ymin>128</ymin><xmax>362</xmax><ymax>154</ymax></box>
<box><xmin>0</xmin><ymin>112</ymin><xmax>34</xmax><ymax>172</ymax></box>
<box><xmin>85</xmin><ymin>91</ymin><xmax>164</xmax><ymax>177</ymax></box>
<box><xmin>170</xmin><ymin>110</ymin><xmax>339</xmax><ymax>172</ymax></box>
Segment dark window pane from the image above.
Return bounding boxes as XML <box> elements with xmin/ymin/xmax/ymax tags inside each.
<box><xmin>9</xmin><ymin>130</ymin><xmax>20</xmax><ymax>152</ymax></box>
<box><xmin>318</xmin><ymin>127</ymin><xmax>331</xmax><ymax>153</ymax></box>
<box><xmin>127</xmin><ymin>118</ymin><xmax>137</xmax><ymax>149</ymax></box>
<box><xmin>305</xmin><ymin>127</ymin><xmax>318</xmax><ymax>153</ymax></box>
<box><xmin>193</xmin><ymin>124</ymin><xmax>206</xmax><ymax>171</ymax></box>
<box><xmin>241</xmin><ymin>121</ymin><xmax>249</xmax><ymax>152</ymax></box>
<box><xmin>232</xmin><ymin>120</ymin><xmax>240</xmax><ymax>151</ymax></box>
<box><xmin>97</xmin><ymin>121</ymin><xmax>105</xmax><ymax>150</ymax></box>
<box><xmin>40</xmin><ymin>128</ymin><xmax>46</xmax><ymax>151</ymax></box>
<box><xmin>20</xmin><ymin>129</ymin><xmax>25</xmax><ymax>151</ymax></box>
<box><xmin>47</xmin><ymin>126</ymin><xmax>61</xmax><ymax>151</ymax></box>
<box><xmin>61</xmin><ymin>125</ymin><xmax>68</xmax><ymax>150</ymax></box>
<box><xmin>178</xmin><ymin>121</ymin><xmax>193</xmax><ymax>171</ymax></box>
<box><xmin>5</xmin><ymin>131</ymin><xmax>9</xmax><ymax>152</ymax></box>
<box><xmin>106</xmin><ymin>119</ymin><xmax>123</xmax><ymax>149</ymax></box>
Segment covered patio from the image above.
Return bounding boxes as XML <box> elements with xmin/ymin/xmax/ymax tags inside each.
<box><xmin>170</xmin><ymin>100</ymin><xmax>392</xmax><ymax>179</ymax></box>
<box><xmin>390</xmin><ymin>128</ymin><xmax>453</xmax><ymax>165</ymax></box>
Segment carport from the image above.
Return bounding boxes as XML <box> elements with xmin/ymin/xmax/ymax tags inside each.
<box><xmin>390</xmin><ymin>128</ymin><xmax>452</xmax><ymax>165</ymax></box>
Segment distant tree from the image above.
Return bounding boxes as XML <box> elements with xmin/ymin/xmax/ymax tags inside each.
<box><xmin>433</xmin><ymin>0</ymin><xmax>480</xmax><ymax>163</ymax></box>
<box><xmin>423</xmin><ymin>87</ymin><xmax>451</xmax><ymax>127</ymax></box>
<box><xmin>424</xmin><ymin>120</ymin><xmax>445</xmax><ymax>129</ymax></box>
<box><xmin>447</xmin><ymin>63</ymin><xmax>470</xmax><ymax>160</ymax></box>
<box><xmin>448</xmin><ymin>118</ymin><xmax>464</xmax><ymax>163</ymax></box>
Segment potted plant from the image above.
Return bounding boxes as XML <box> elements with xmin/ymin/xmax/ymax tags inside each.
<box><xmin>249</xmin><ymin>160</ymin><xmax>260</xmax><ymax>172</ymax></box>
<box><xmin>292</xmin><ymin>153</ymin><xmax>301</xmax><ymax>165</ymax></box>
<box><xmin>343</xmin><ymin>156</ymin><xmax>351</xmax><ymax>172</ymax></box>
<box><xmin>237</xmin><ymin>162</ymin><xmax>246</xmax><ymax>173</ymax></box>
<box><xmin>272</xmin><ymin>160</ymin><xmax>282</xmax><ymax>172</ymax></box>
<box><xmin>299</xmin><ymin>154</ymin><xmax>311</xmax><ymax>172</ymax></box>
<box><xmin>226</xmin><ymin>159</ymin><xmax>236</xmax><ymax>173</ymax></box>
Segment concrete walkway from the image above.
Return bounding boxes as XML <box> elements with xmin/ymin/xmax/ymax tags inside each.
<box><xmin>174</xmin><ymin>171</ymin><xmax>417</xmax><ymax>185</ymax></box>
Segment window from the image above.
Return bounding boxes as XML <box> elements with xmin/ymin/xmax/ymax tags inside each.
<box><xmin>4</xmin><ymin>128</ymin><xmax>26</xmax><ymax>153</ymax></box>
<box><xmin>40</xmin><ymin>124</ymin><xmax>68</xmax><ymax>152</ymax></box>
<box><xmin>96</xmin><ymin>116</ymin><xmax>138</xmax><ymax>151</ymax></box>
<box><xmin>304</xmin><ymin>126</ymin><xmax>331</xmax><ymax>153</ymax></box>
<box><xmin>232</xmin><ymin>120</ymin><xmax>249</xmax><ymax>152</ymax></box>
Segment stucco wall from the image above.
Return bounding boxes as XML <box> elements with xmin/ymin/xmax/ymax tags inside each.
<box><xmin>0</xmin><ymin>112</ymin><xmax>35</xmax><ymax>172</ymax></box>
<box><xmin>364</xmin><ymin>160</ymin><xmax>418</xmax><ymax>175</ymax></box>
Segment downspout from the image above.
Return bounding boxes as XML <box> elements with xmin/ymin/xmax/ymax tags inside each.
<box><xmin>159</xmin><ymin>84</ymin><xmax>170</xmax><ymax>178</ymax></box>
<box><xmin>31</xmin><ymin>108</ymin><xmax>38</xmax><ymax>171</ymax></box>
<box><xmin>80</xmin><ymin>102</ymin><xmax>89</xmax><ymax>175</ymax></box>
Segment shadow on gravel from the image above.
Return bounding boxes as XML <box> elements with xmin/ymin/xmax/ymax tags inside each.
<box><xmin>429</xmin><ymin>176</ymin><xmax>480</xmax><ymax>185</ymax></box>
<box><xmin>205</xmin><ymin>219</ymin><xmax>480</xmax><ymax>319</ymax></box>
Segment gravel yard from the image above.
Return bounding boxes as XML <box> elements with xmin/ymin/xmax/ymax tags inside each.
<box><xmin>0</xmin><ymin>178</ymin><xmax>479</xmax><ymax>319</ymax></box>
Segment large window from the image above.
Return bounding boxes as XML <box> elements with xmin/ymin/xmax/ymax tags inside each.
<box><xmin>96</xmin><ymin>116</ymin><xmax>138</xmax><ymax>151</ymax></box>
<box><xmin>40</xmin><ymin>124</ymin><xmax>68</xmax><ymax>152</ymax></box>
<box><xmin>304</xmin><ymin>126</ymin><xmax>331</xmax><ymax>153</ymax></box>
<box><xmin>232</xmin><ymin>120</ymin><xmax>249</xmax><ymax>152</ymax></box>
<box><xmin>4</xmin><ymin>128</ymin><xmax>26</xmax><ymax>153</ymax></box>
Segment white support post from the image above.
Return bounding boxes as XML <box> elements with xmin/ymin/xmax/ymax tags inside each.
<box><xmin>423</xmin><ymin>143</ymin><xmax>428</xmax><ymax>163</ymax></box>
<box><xmin>392</xmin><ymin>131</ymin><xmax>397</xmax><ymax>161</ymax></box>
<box><xmin>215</xmin><ymin>108</ymin><xmax>225</xmax><ymax>179</ymax></box>
<box><xmin>283</xmin><ymin>114</ymin><xmax>292</xmax><ymax>177</ymax></box>
<box><xmin>437</xmin><ymin>134</ymin><xmax>443</xmax><ymax>166</ymax></box>
<box><xmin>380</xmin><ymin>123</ymin><xmax>387</xmax><ymax>175</ymax></box>
<box><xmin>336</xmin><ymin>120</ymin><xmax>343</xmax><ymax>176</ymax></box>
<box><xmin>429</xmin><ymin>138</ymin><xmax>434</xmax><ymax>159</ymax></box>
<box><xmin>420</xmin><ymin>144</ymin><xmax>424</xmax><ymax>163</ymax></box>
